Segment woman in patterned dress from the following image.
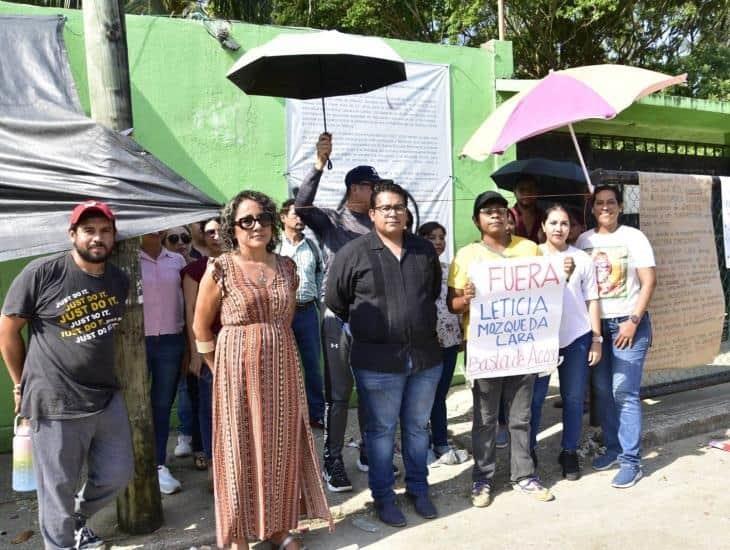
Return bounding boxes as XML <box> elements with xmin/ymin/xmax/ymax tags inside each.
<box><xmin>193</xmin><ymin>190</ymin><xmax>331</xmax><ymax>549</ymax></box>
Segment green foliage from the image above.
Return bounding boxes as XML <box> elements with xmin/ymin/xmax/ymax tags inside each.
<box><xmin>271</xmin><ymin>0</ymin><xmax>729</xmax><ymax>101</ymax></box>
<box><xmin>6</xmin><ymin>0</ymin><xmax>728</xmax><ymax>100</ymax></box>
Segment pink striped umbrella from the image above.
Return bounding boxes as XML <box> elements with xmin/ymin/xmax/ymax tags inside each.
<box><xmin>461</xmin><ymin>64</ymin><xmax>687</xmax><ymax>190</ymax></box>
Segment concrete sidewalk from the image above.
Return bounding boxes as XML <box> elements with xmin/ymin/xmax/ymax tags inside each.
<box><xmin>1</xmin><ymin>380</ymin><xmax>729</xmax><ymax>550</ymax></box>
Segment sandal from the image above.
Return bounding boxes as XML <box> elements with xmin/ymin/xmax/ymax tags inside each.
<box><xmin>193</xmin><ymin>452</ymin><xmax>208</xmax><ymax>471</ymax></box>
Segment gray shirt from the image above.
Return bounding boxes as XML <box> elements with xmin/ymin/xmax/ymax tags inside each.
<box><xmin>294</xmin><ymin>167</ymin><xmax>373</xmax><ymax>297</ymax></box>
<box><xmin>2</xmin><ymin>252</ymin><xmax>129</xmax><ymax>421</ymax></box>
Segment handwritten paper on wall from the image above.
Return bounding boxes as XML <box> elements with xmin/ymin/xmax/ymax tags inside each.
<box><xmin>466</xmin><ymin>256</ymin><xmax>564</xmax><ymax>380</ymax></box>
<box><xmin>639</xmin><ymin>173</ymin><xmax>724</xmax><ymax>370</ymax></box>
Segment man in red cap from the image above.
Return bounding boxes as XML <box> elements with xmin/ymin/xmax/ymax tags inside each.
<box><xmin>0</xmin><ymin>200</ymin><xmax>132</xmax><ymax>550</ymax></box>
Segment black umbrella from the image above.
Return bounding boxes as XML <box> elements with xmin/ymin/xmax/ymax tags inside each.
<box><xmin>491</xmin><ymin>158</ymin><xmax>589</xmax><ymax>198</ymax></box>
<box><xmin>226</xmin><ymin>29</ymin><xmax>407</xmax><ymax>168</ymax></box>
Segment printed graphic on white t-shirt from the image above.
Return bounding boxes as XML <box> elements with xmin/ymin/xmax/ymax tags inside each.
<box><xmin>583</xmin><ymin>246</ymin><xmax>628</xmax><ymax>300</ymax></box>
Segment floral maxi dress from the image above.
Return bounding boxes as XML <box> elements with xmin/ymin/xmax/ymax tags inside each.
<box><xmin>210</xmin><ymin>253</ymin><xmax>331</xmax><ymax>546</ymax></box>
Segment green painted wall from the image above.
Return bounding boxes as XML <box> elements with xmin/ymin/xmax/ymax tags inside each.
<box><xmin>0</xmin><ymin>2</ymin><xmax>504</xmax><ymax>450</ymax></box>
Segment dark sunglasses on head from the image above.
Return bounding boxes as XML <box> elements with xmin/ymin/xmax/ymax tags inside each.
<box><xmin>167</xmin><ymin>233</ymin><xmax>191</xmax><ymax>245</ymax></box>
<box><xmin>235</xmin><ymin>212</ymin><xmax>275</xmax><ymax>230</ymax></box>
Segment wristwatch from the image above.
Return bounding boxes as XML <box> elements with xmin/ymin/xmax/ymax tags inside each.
<box><xmin>592</xmin><ymin>335</ymin><xmax>603</xmax><ymax>343</ymax></box>
<box><xmin>629</xmin><ymin>314</ymin><xmax>641</xmax><ymax>325</ymax></box>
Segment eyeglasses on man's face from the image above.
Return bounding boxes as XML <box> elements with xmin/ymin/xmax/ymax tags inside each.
<box><xmin>479</xmin><ymin>207</ymin><xmax>509</xmax><ymax>217</ymax></box>
<box><xmin>235</xmin><ymin>212</ymin><xmax>275</xmax><ymax>230</ymax></box>
<box><xmin>373</xmin><ymin>204</ymin><xmax>407</xmax><ymax>215</ymax></box>
<box><xmin>204</xmin><ymin>228</ymin><xmax>219</xmax><ymax>238</ymax></box>
<box><xmin>166</xmin><ymin>233</ymin><xmax>191</xmax><ymax>245</ymax></box>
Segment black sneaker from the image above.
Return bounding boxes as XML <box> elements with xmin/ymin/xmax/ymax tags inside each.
<box><xmin>323</xmin><ymin>459</ymin><xmax>352</xmax><ymax>492</ymax></box>
<box><xmin>74</xmin><ymin>526</ymin><xmax>104</xmax><ymax>549</ymax></box>
<box><xmin>558</xmin><ymin>449</ymin><xmax>581</xmax><ymax>481</ymax></box>
<box><xmin>357</xmin><ymin>449</ymin><xmax>401</xmax><ymax>477</ymax></box>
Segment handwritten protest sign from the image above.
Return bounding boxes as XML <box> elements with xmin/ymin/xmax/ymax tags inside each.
<box><xmin>639</xmin><ymin>173</ymin><xmax>724</xmax><ymax>370</ymax></box>
<box><xmin>466</xmin><ymin>256</ymin><xmax>565</xmax><ymax>380</ymax></box>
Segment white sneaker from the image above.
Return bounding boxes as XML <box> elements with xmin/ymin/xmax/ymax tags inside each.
<box><xmin>174</xmin><ymin>434</ymin><xmax>193</xmax><ymax>458</ymax></box>
<box><xmin>157</xmin><ymin>465</ymin><xmax>182</xmax><ymax>494</ymax></box>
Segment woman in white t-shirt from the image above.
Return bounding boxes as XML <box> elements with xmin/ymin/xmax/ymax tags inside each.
<box><xmin>530</xmin><ymin>205</ymin><xmax>602</xmax><ymax>481</ymax></box>
<box><xmin>576</xmin><ymin>185</ymin><xmax>656</xmax><ymax>489</ymax></box>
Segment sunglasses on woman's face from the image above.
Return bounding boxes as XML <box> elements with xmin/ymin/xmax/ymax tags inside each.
<box><xmin>235</xmin><ymin>212</ymin><xmax>275</xmax><ymax>230</ymax></box>
<box><xmin>166</xmin><ymin>233</ymin><xmax>191</xmax><ymax>245</ymax></box>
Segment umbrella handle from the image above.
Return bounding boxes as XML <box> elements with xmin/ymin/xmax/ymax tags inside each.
<box><xmin>321</xmin><ymin>97</ymin><xmax>333</xmax><ymax>170</ymax></box>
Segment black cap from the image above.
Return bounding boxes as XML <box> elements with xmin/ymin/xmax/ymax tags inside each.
<box><xmin>345</xmin><ymin>165</ymin><xmax>387</xmax><ymax>187</ymax></box>
<box><xmin>473</xmin><ymin>191</ymin><xmax>508</xmax><ymax>217</ymax></box>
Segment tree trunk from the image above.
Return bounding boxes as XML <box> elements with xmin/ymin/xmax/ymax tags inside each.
<box><xmin>112</xmin><ymin>239</ymin><xmax>164</xmax><ymax>534</ymax></box>
<box><xmin>81</xmin><ymin>0</ymin><xmax>164</xmax><ymax>534</ymax></box>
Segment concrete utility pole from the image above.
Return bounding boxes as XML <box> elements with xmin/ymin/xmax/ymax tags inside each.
<box><xmin>497</xmin><ymin>0</ymin><xmax>505</xmax><ymax>41</ymax></box>
<box><xmin>82</xmin><ymin>0</ymin><xmax>164</xmax><ymax>534</ymax></box>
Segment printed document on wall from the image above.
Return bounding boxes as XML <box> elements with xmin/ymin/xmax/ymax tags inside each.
<box><xmin>286</xmin><ymin>62</ymin><xmax>454</xmax><ymax>258</ymax></box>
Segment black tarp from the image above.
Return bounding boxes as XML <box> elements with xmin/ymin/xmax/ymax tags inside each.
<box><xmin>0</xmin><ymin>15</ymin><xmax>221</xmax><ymax>262</ymax></box>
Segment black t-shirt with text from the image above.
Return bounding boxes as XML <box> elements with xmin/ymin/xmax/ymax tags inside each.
<box><xmin>2</xmin><ymin>252</ymin><xmax>129</xmax><ymax>420</ymax></box>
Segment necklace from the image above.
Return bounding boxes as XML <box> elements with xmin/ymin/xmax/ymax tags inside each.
<box><xmin>255</xmin><ymin>264</ymin><xmax>267</xmax><ymax>285</ymax></box>
<box><xmin>236</xmin><ymin>251</ymin><xmax>268</xmax><ymax>285</ymax></box>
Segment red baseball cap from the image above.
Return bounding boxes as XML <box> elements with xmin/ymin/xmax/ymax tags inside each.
<box><xmin>69</xmin><ymin>200</ymin><xmax>116</xmax><ymax>226</ymax></box>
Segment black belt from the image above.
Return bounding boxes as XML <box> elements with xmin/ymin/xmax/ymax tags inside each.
<box><xmin>296</xmin><ymin>300</ymin><xmax>316</xmax><ymax>310</ymax></box>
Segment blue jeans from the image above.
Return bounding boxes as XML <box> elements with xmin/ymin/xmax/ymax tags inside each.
<box><xmin>292</xmin><ymin>302</ymin><xmax>325</xmax><ymax>422</ymax></box>
<box><xmin>354</xmin><ymin>361</ymin><xmax>442</xmax><ymax>503</ymax></box>
<box><xmin>176</xmin><ymin>376</ymin><xmax>194</xmax><ymax>436</ymax></box>
<box><xmin>430</xmin><ymin>345</ymin><xmax>460</xmax><ymax>449</ymax></box>
<box><xmin>594</xmin><ymin>314</ymin><xmax>652</xmax><ymax>467</ymax></box>
<box><xmin>146</xmin><ymin>333</ymin><xmax>185</xmax><ymax>465</ymax></box>
<box><xmin>530</xmin><ymin>331</ymin><xmax>591</xmax><ymax>451</ymax></box>
<box><xmin>197</xmin><ymin>365</ymin><xmax>213</xmax><ymax>459</ymax></box>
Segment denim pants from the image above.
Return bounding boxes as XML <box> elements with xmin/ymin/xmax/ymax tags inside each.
<box><xmin>197</xmin><ymin>365</ymin><xmax>213</xmax><ymax>459</ymax></box>
<box><xmin>430</xmin><ymin>345</ymin><xmax>460</xmax><ymax>450</ymax></box>
<box><xmin>292</xmin><ymin>301</ymin><xmax>325</xmax><ymax>422</ymax></box>
<box><xmin>472</xmin><ymin>374</ymin><xmax>536</xmax><ymax>482</ymax></box>
<box><xmin>183</xmin><ymin>365</ymin><xmax>213</xmax><ymax>459</ymax></box>
<box><xmin>354</xmin><ymin>361</ymin><xmax>442</xmax><ymax>503</ymax></box>
<box><xmin>593</xmin><ymin>314</ymin><xmax>652</xmax><ymax>467</ymax></box>
<box><xmin>530</xmin><ymin>331</ymin><xmax>592</xmax><ymax>452</ymax></box>
<box><xmin>146</xmin><ymin>333</ymin><xmax>185</xmax><ymax>465</ymax></box>
<box><xmin>176</xmin><ymin>376</ymin><xmax>195</xmax><ymax>437</ymax></box>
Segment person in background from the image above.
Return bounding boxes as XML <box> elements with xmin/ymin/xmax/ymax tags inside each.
<box><xmin>567</xmin><ymin>207</ymin><xmax>586</xmax><ymax>245</ymax></box>
<box><xmin>505</xmin><ymin>208</ymin><xmax>517</xmax><ymax>236</ymax></box>
<box><xmin>181</xmin><ymin>217</ymin><xmax>223</xmax><ymax>476</ymax></box>
<box><xmin>189</xmin><ymin>221</ymin><xmax>208</xmax><ymax>259</ymax></box>
<box><xmin>326</xmin><ymin>183</ymin><xmax>442</xmax><ymax>527</ymax></box>
<box><xmin>448</xmin><ymin>191</ymin><xmax>555</xmax><ymax>507</ymax></box>
<box><xmin>0</xmin><ymin>201</ymin><xmax>131</xmax><ymax>549</ymax></box>
<box><xmin>510</xmin><ymin>176</ymin><xmax>544</xmax><ymax>243</ymax></box>
<box><xmin>576</xmin><ymin>185</ymin><xmax>656</xmax><ymax>489</ymax></box>
<box><xmin>163</xmin><ymin>225</ymin><xmax>197</xmax><ymax>460</ymax></box>
<box><xmin>194</xmin><ymin>190</ymin><xmax>331</xmax><ymax>549</ymax></box>
<box><xmin>417</xmin><ymin>221</ymin><xmax>468</xmax><ymax>466</ymax></box>
<box><xmin>140</xmin><ymin>230</ymin><xmax>186</xmax><ymax>494</ymax></box>
<box><xmin>530</xmin><ymin>205</ymin><xmax>602</xmax><ymax>480</ymax></box>
<box><xmin>295</xmin><ymin>132</ymin><xmax>397</xmax><ymax>492</ymax></box>
<box><xmin>164</xmin><ymin>225</ymin><xmax>195</xmax><ymax>264</ymax></box>
<box><xmin>277</xmin><ymin>199</ymin><xmax>326</xmax><ymax>429</ymax></box>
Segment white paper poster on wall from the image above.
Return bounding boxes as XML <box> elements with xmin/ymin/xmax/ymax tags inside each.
<box><xmin>721</xmin><ymin>176</ymin><xmax>730</xmax><ymax>265</ymax></box>
<box><xmin>286</xmin><ymin>62</ymin><xmax>453</xmax><ymax>258</ymax></box>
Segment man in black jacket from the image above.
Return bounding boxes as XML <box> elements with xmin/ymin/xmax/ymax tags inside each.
<box><xmin>326</xmin><ymin>182</ymin><xmax>442</xmax><ymax>528</ymax></box>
